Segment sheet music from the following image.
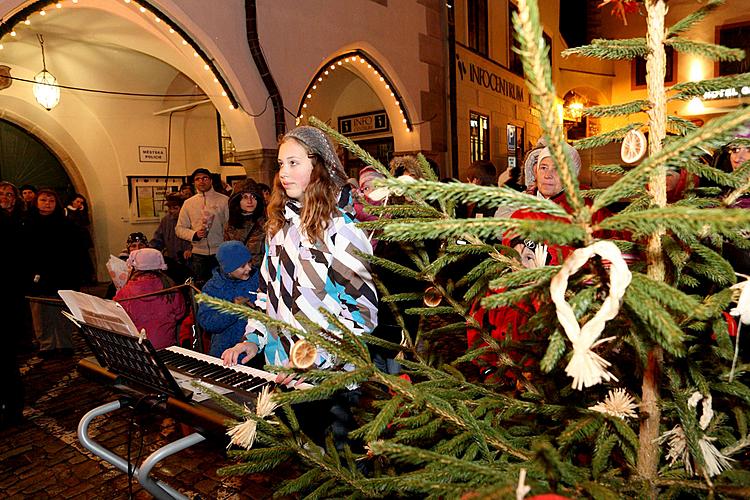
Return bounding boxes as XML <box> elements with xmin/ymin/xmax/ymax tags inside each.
<box><xmin>58</xmin><ymin>290</ymin><xmax>140</xmax><ymax>336</ymax></box>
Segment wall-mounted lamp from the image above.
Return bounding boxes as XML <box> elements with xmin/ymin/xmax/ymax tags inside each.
<box><xmin>32</xmin><ymin>34</ymin><xmax>59</xmax><ymax>110</ymax></box>
<box><xmin>563</xmin><ymin>90</ymin><xmax>587</xmax><ymax>123</ymax></box>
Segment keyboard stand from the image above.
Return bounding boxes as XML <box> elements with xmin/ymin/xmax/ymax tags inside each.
<box><xmin>77</xmin><ymin>399</ymin><xmax>205</xmax><ymax>500</ymax></box>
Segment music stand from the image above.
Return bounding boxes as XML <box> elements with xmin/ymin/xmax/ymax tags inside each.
<box><xmin>77</xmin><ymin>322</ymin><xmax>189</xmax><ymax>401</ymax></box>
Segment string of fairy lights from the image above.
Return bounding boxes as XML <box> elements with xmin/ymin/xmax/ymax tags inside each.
<box><xmin>297</xmin><ymin>49</ymin><xmax>414</xmax><ymax>132</ymax></box>
<box><xmin>0</xmin><ymin>0</ymin><xmax>240</xmax><ymax>110</ymax></box>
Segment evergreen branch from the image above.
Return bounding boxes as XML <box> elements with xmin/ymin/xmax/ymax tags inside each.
<box><xmin>364</xmin><ymin>203</ymin><xmax>444</xmax><ymax>219</ymax></box>
<box><xmin>667</xmin><ymin>115</ymin><xmax>699</xmax><ymax>136</ymax></box>
<box><xmin>606</xmin><ymin>417</ymin><xmax>640</xmax><ymax>465</ymax></box>
<box><xmin>592</xmin><ymin>430</ymin><xmax>619</xmax><ymax>479</ymax></box>
<box><xmin>480</xmin><ymin>282</ymin><xmax>547</xmax><ymax>310</ymax></box>
<box><xmin>217</xmin><ymin>447</ymin><xmax>294</xmax><ymax>475</ymax></box>
<box><xmin>365</xmin><ymin>252</ymin><xmax>421</xmax><ymax>280</ymax></box>
<box><xmin>489</xmin><ymin>265</ymin><xmax>560</xmax><ymax>290</ymax></box>
<box><xmin>583</xmin><ymin>100</ymin><xmax>650</xmax><ymax>118</ymax></box>
<box><xmin>381</xmin><ymin>292</ymin><xmax>424</xmax><ymax>303</ymax></box>
<box><xmin>624</xmin><ymin>286</ymin><xmax>687</xmax><ymax>356</ymax></box>
<box><xmin>667</xmin><ymin>0</ymin><xmax>724</xmax><ymax>37</ymax></box>
<box><xmin>573</xmin><ymin>122</ymin><xmax>642</xmax><ymax>150</ymax></box>
<box><xmin>404</xmin><ymin>306</ymin><xmax>458</xmax><ymax>316</ymax></box>
<box><xmin>195</xmin><ymin>294</ymin><xmax>307</xmax><ymax>337</ymax></box>
<box><xmin>540</xmin><ymin>329</ymin><xmax>566</xmax><ymax>373</ymax></box>
<box><xmin>670</xmin><ymin>72</ymin><xmax>750</xmax><ymax>100</ymax></box>
<box><xmin>667</xmin><ymin>37</ymin><xmax>745</xmax><ymax>62</ymax></box>
<box><xmin>592</xmin><ymin>164</ymin><xmax>627</xmax><ymax>175</ymax></box>
<box><xmin>416</xmin><ymin>152</ymin><xmax>439</xmax><ymax>182</ymax></box>
<box><xmin>599</xmin><ymin>207</ymin><xmax>750</xmax><ymax>238</ymax></box>
<box><xmin>558</xmin><ymin>415</ymin><xmax>603</xmax><ymax>448</ymax></box>
<box><xmin>629</xmin><ymin>272</ymin><xmax>701</xmax><ymax>317</ymax></box>
<box><xmin>363</xmin><ymin>396</ymin><xmax>403</xmax><ymax>443</ymax></box>
<box><xmin>679</xmin><ymin>158</ymin><xmax>739</xmax><ymax>188</ymax></box>
<box><xmin>592</xmin><ymin>104</ymin><xmax>750</xmax><ymax>211</ymax></box>
<box><xmin>513</xmin><ymin>0</ymin><xmax>584</xmax><ymax>215</ymax></box>
<box><xmin>561</xmin><ymin>38</ymin><xmax>647</xmax><ymax>60</ymax></box>
<box><xmin>375</xmin><ymin>178</ymin><xmax>571</xmax><ymax>217</ymax></box>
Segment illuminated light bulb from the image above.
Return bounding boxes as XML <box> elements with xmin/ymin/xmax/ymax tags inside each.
<box><xmin>360</xmin><ymin>59</ymin><xmax>365</xmax><ymax>64</ymax></box>
<box><xmin>344</xmin><ymin>58</ymin><xmax>350</xmax><ymax>62</ymax></box>
<box><xmin>193</xmin><ymin>52</ymin><xmax>199</xmax><ymax>57</ymax></box>
<box><xmin>169</xmin><ymin>28</ymin><xmax>175</xmax><ymax>33</ymax></box>
<box><xmin>399</xmin><ymin>109</ymin><xmax>403</xmax><ymax>114</ymax></box>
<box><xmin>318</xmin><ymin>77</ymin><xmax>322</xmax><ymax>82</ymax></box>
<box><xmin>140</xmin><ymin>7</ymin><xmax>146</xmax><ymax>13</ymax></box>
<box><xmin>0</xmin><ymin>44</ymin><xmax>4</xmax><ymax>50</ymax></box>
<box><xmin>203</xmin><ymin>64</ymin><xmax>210</xmax><ymax>70</ymax></box>
<box><xmin>295</xmin><ymin>116</ymin><xmax>301</xmax><ymax>126</ymax></box>
<box><xmin>390</xmin><ymin>92</ymin><xmax>394</xmax><ymax>97</ymax></box>
<box><xmin>324</xmin><ymin>70</ymin><xmax>329</xmax><ymax>75</ymax></box>
<box><xmin>39</xmin><ymin>10</ymin><xmax>46</xmax><ymax>16</ymax></box>
<box><xmin>24</xmin><ymin>19</ymin><xmax>30</xmax><ymax>25</ymax></box>
<box><xmin>312</xmin><ymin>85</ymin><xmax>316</xmax><ymax>90</ymax></box>
<box><xmin>687</xmin><ymin>96</ymin><xmax>705</xmax><ymax>114</ymax></box>
<box><xmin>56</xmin><ymin>3</ymin><xmax>62</xmax><ymax>8</ymax></box>
<box><xmin>72</xmin><ymin>0</ymin><xmax>78</xmax><ymax>3</ymax></box>
<box><xmin>33</xmin><ymin>70</ymin><xmax>60</xmax><ymax>110</ymax></box>
<box><xmin>299</xmin><ymin>114</ymin><xmax>303</xmax><ymax>119</ymax></box>
<box><xmin>337</xmin><ymin>61</ymin><xmax>342</xmax><ymax>65</ymax></box>
<box><xmin>306</xmin><ymin>94</ymin><xmax>311</xmax><ymax>98</ymax></box>
<box><xmin>213</xmin><ymin>77</ymin><xmax>218</xmax><ymax>83</ymax></box>
<box><xmin>367</xmin><ymin>64</ymin><xmax>371</xmax><ymax>68</ymax></box>
<box><xmin>330</xmin><ymin>65</ymin><xmax>335</xmax><ymax>70</ymax></box>
<box><xmin>379</xmin><ymin>77</ymin><xmax>384</xmax><ymax>82</ymax></box>
<box><xmin>302</xmin><ymin>103</ymin><xmax>307</xmax><ymax>108</ymax></box>
<box><xmin>155</xmin><ymin>17</ymin><xmax>161</xmax><ymax>23</ymax></box>
<box><xmin>402</xmin><ymin>118</ymin><xmax>407</xmax><ymax>124</ymax></box>
<box><xmin>181</xmin><ymin>40</ymin><xmax>188</xmax><ymax>45</ymax></box>
<box><xmin>10</xmin><ymin>31</ymin><xmax>16</xmax><ymax>37</ymax></box>
<box><xmin>228</xmin><ymin>104</ymin><xmax>235</xmax><ymax>110</ymax></box>
<box><xmin>385</xmin><ymin>84</ymin><xmax>389</xmax><ymax>89</ymax></box>
<box><xmin>221</xmin><ymin>91</ymin><xmax>227</xmax><ymax>97</ymax></box>
<box><xmin>124</xmin><ymin>0</ymin><xmax>131</xmax><ymax>3</ymax></box>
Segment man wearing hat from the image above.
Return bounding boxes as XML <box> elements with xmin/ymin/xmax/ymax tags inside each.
<box><xmin>151</xmin><ymin>192</ymin><xmax>192</xmax><ymax>266</ymax></box>
<box><xmin>175</xmin><ymin>168</ymin><xmax>229</xmax><ymax>285</ymax></box>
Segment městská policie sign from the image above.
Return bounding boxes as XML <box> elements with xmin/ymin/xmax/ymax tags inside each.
<box><xmin>139</xmin><ymin>146</ymin><xmax>168</xmax><ymax>163</ymax></box>
<box><xmin>456</xmin><ymin>52</ymin><xmax>525</xmax><ymax>103</ymax></box>
<box><xmin>338</xmin><ymin>111</ymin><xmax>390</xmax><ymax>137</ymax></box>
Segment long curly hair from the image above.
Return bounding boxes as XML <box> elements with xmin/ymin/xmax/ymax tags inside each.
<box><xmin>266</xmin><ymin>136</ymin><xmax>342</xmax><ymax>244</ymax></box>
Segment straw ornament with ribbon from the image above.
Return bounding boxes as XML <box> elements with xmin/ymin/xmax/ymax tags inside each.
<box><xmin>226</xmin><ymin>384</ymin><xmax>279</xmax><ymax>449</ymax></box>
<box><xmin>549</xmin><ymin>240</ymin><xmax>632</xmax><ymax>390</ymax></box>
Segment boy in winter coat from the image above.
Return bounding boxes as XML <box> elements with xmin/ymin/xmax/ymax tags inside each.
<box><xmin>198</xmin><ymin>241</ymin><xmax>259</xmax><ymax>358</ymax></box>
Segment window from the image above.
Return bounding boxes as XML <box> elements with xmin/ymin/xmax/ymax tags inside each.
<box><xmin>470</xmin><ymin>112</ymin><xmax>490</xmax><ymax>162</ymax></box>
<box><xmin>717</xmin><ymin>22</ymin><xmax>750</xmax><ymax>76</ymax></box>
<box><xmin>467</xmin><ymin>0</ymin><xmax>488</xmax><ymax>56</ymax></box>
<box><xmin>509</xmin><ymin>3</ymin><xmax>551</xmax><ymax>77</ymax></box>
<box><xmin>632</xmin><ymin>46</ymin><xmax>676</xmax><ymax>88</ymax></box>
<box><xmin>217</xmin><ymin>113</ymin><xmax>240</xmax><ymax>165</ymax></box>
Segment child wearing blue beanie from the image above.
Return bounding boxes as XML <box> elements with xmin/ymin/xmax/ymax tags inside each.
<box><xmin>198</xmin><ymin>241</ymin><xmax>260</xmax><ymax>358</ymax></box>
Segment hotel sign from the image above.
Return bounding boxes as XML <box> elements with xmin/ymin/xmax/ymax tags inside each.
<box><xmin>456</xmin><ymin>50</ymin><xmax>525</xmax><ymax>103</ymax></box>
<box><xmin>703</xmin><ymin>86</ymin><xmax>750</xmax><ymax>100</ymax></box>
<box><xmin>338</xmin><ymin>110</ymin><xmax>390</xmax><ymax>137</ymax></box>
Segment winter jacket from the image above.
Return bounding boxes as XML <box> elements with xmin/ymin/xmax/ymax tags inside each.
<box><xmin>223</xmin><ymin>215</ymin><xmax>266</xmax><ymax>268</ymax></box>
<box><xmin>198</xmin><ymin>266</ymin><xmax>260</xmax><ymax>357</ymax></box>
<box><xmin>246</xmin><ymin>187</ymin><xmax>378</xmax><ymax>368</ymax></box>
<box><xmin>151</xmin><ymin>212</ymin><xmax>192</xmax><ymax>263</ymax></box>
<box><xmin>175</xmin><ymin>188</ymin><xmax>228</xmax><ymax>256</ymax></box>
<box><xmin>114</xmin><ymin>273</ymin><xmax>187</xmax><ymax>350</ymax></box>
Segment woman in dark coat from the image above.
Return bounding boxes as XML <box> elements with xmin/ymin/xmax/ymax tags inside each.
<box><xmin>25</xmin><ymin>188</ymin><xmax>89</xmax><ymax>358</ymax></box>
<box><xmin>223</xmin><ymin>180</ymin><xmax>266</xmax><ymax>268</ymax></box>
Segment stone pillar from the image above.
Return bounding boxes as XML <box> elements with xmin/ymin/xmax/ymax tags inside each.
<box><xmin>235</xmin><ymin>148</ymin><xmax>278</xmax><ymax>185</ymax></box>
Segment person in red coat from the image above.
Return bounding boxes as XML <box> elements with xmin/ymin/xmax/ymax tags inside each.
<box><xmin>115</xmin><ymin>248</ymin><xmax>187</xmax><ymax>350</ymax></box>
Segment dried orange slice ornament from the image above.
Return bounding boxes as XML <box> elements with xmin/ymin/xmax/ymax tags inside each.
<box><xmin>620</xmin><ymin>129</ymin><xmax>647</xmax><ymax>164</ymax></box>
<box><xmin>289</xmin><ymin>340</ymin><xmax>317</xmax><ymax>369</ymax></box>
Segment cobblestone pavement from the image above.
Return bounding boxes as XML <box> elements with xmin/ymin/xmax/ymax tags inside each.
<box><xmin>1</xmin><ymin>333</ymin><xmax>292</xmax><ymax>499</ymax></box>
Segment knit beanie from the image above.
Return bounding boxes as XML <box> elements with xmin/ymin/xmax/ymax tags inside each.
<box><xmin>191</xmin><ymin>168</ymin><xmax>212</xmax><ymax>181</ymax></box>
<box><xmin>525</xmin><ymin>140</ymin><xmax>581</xmax><ymax>188</ymax></box>
<box><xmin>127</xmin><ymin>248</ymin><xmax>167</xmax><ymax>271</ymax></box>
<box><xmin>284</xmin><ymin>126</ymin><xmax>347</xmax><ymax>187</ymax></box>
<box><xmin>217</xmin><ymin>241</ymin><xmax>252</xmax><ymax>274</ymax></box>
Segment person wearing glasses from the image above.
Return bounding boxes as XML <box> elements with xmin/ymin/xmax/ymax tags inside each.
<box><xmin>175</xmin><ymin>168</ymin><xmax>229</xmax><ymax>285</ymax></box>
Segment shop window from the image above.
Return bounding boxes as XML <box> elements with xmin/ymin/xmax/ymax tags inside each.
<box><xmin>470</xmin><ymin>111</ymin><xmax>490</xmax><ymax>162</ymax></box>
<box><xmin>217</xmin><ymin>113</ymin><xmax>240</xmax><ymax>165</ymax></box>
<box><xmin>509</xmin><ymin>3</ymin><xmax>551</xmax><ymax>77</ymax></box>
<box><xmin>717</xmin><ymin>22</ymin><xmax>750</xmax><ymax>76</ymax></box>
<box><xmin>128</xmin><ymin>176</ymin><xmax>184</xmax><ymax>221</ymax></box>
<box><xmin>467</xmin><ymin>0</ymin><xmax>488</xmax><ymax>56</ymax></box>
<box><xmin>632</xmin><ymin>46</ymin><xmax>676</xmax><ymax>88</ymax></box>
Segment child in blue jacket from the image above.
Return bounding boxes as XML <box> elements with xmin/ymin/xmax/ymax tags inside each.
<box><xmin>198</xmin><ymin>241</ymin><xmax>259</xmax><ymax>357</ymax></box>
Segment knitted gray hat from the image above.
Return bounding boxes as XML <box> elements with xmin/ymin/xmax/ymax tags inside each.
<box><xmin>284</xmin><ymin>126</ymin><xmax>347</xmax><ymax>187</ymax></box>
<box><xmin>524</xmin><ymin>139</ymin><xmax>581</xmax><ymax>188</ymax></box>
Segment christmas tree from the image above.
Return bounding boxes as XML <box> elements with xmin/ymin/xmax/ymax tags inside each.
<box><xmin>199</xmin><ymin>0</ymin><xmax>750</xmax><ymax>497</ymax></box>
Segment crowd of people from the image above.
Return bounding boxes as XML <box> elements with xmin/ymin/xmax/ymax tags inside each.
<box><xmin>3</xmin><ymin>125</ymin><xmax>749</xmax><ymax>445</ymax></box>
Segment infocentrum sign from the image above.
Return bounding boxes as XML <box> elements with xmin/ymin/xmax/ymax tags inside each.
<box><xmin>703</xmin><ymin>86</ymin><xmax>750</xmax><ymax>100</ymax></box>
<box><xmin>456</xmin><ymin>51</ymin><xmax>525</xmax><ymax>103</ymax></box>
